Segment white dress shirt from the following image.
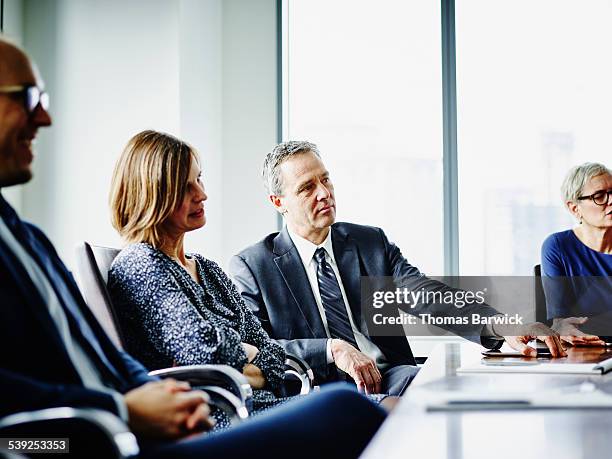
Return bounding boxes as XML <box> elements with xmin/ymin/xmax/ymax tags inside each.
<box><xmin>287</xmin><ymin>227</ymin><xmax>390</xmax><ymax>370</ymax></box>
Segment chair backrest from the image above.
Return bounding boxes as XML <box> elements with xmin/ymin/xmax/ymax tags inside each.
<box><xmin>75</xmin><ymin>242</ymin><xmax>124</xmax><ymax>348</ymax></box>
<box><xmin>534</xmin><ymin>264</ymin><xmax>548</xmax><ymax>324</ymax></box>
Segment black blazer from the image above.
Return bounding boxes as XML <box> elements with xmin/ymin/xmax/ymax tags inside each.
<box><xmin>230</xmin><ymin>222</ymin><xmax>501</xmax><ymax>383</ymax></box>
<box><xmin>230</xmin><ymin>223</ymin><xmax>421</xmax><ymax>383</ymax></box>
<box><xmin>0</xmin><ymin>205</ymin><xmax>152</xmax><ymax>418</ymax></box>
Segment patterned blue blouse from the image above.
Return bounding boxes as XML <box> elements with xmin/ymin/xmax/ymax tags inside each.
<box><xmin>107</xmin><ymin>243</ymin><xmax>286</xmax><ymax>399</ymax></box>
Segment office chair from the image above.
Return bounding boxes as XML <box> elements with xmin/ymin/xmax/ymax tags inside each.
<box><xmin>75</xmin><ymin>242</ymin><xmax>251</xmax><ymax>423</ymax></box>
<box><xmin>534</xmin><ymin>264</ymin><xmax>551</xmax><ymax>325</ymax></box>
<box><xmin>75</xmin><ymin>242</ymin><xmax>313</xmax><ymax>409</ymax></box>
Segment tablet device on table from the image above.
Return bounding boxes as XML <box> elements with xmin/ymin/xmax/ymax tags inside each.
<box><xmin>482</xmin><ymin>341</ymin><xmax>552</xmax><ymax>358</ymax></box>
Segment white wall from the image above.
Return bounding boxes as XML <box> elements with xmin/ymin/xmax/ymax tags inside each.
<box><xmin>2</xmin><ymin>0</ymin><xmax>23</xmax><ymax>41</ymax></box>
<box><xmin>221</xmin><ymin>0</ymin><xmax>279</xmax><ymax>264</ymax></box>
<box><xmin>18</xmin><ymin>0</ymin><xmax>278</xmax><ymax>270</ymax></box>
<box><xmin>178</xmin><ymin>0</ymin><xmax>225</xmax><ymax>263</ymax></box>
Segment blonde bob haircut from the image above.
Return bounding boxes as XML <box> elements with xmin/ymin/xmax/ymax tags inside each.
<box><xmin>110</xmin><ymin>130</ymin><xmax>198</xmax><ymax>248</ymax></box>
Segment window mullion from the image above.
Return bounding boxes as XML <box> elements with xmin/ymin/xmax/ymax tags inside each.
<box><xmin>441</xmin><ymin>0</ymin><xmax>459</xmax><ymax>276</ymax></box>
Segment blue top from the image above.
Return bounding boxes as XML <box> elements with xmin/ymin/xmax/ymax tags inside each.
<box><xmin>541</xmin><ymin>230</ymin><xmax>612</xmax><ymax>321</ymax></box>
<box><xmin>541</xmin><ymin>229</ymin><xmax>612</xmax><ymax>277</ymax></box>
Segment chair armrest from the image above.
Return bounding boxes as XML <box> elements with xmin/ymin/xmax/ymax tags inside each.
<box><xmin>0</xmin><ymin>408</ymin><xmax>139</xmax><ymax>459</ymax></box>
<box><xmin>0</xmin><ymin>450</ymin><xmax>27</xmax><ymax>458</ymax></box>
<box><xmin>283</xmin><ymin>354</ymin><xmax>315</xmax><ymax>395</ymax></box>
<box><xmin>199</xmin><ymin>386</ymin><xmax>249</xmax><ymax>425</ymax></box>
<box><xmin>149</xmin><ymin>364</ymin><xmax>253</xmax><ymax>413</ymax></box>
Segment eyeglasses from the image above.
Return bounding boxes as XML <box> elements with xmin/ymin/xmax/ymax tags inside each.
<box><xmin>0</xmin><ymin>85</ymin><xmax>49</xmax><ymax>114</ymax></box>
<box><xmin>577</xmin><ymin>189</ymin><xmax>612</xmax><ymax>206</ymax></box>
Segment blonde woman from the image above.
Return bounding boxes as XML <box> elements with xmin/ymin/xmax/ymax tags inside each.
<box><xmin>107</xmin><ymin>130</ymin><xmax>294</xmax><ymax>427</ymax></box>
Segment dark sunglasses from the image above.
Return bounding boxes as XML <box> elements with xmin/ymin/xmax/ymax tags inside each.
<box><xmin>0</xmin><ymin>84</ymin><xmax>49</xmax><ymax>114</ymax></box>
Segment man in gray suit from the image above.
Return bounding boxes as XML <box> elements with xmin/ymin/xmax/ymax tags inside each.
<box><xmin>229</xmin><ymin>141</ymin><xmax>565</xmax><ymax>395</ymax></box>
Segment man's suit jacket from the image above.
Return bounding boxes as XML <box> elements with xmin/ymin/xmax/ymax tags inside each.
<box><xmin>229</xmin><ymin>223</ymin><xmax>419</xmax><ymax>383</ymax></box>
<box><xmin>0</xmin><ymin>209</ymin><xmax>152</xmax><ymax>418</ymax></box>
<box><xmin>230</xmin><ymin>222</ymin><xmax>500</xmax><ymax>384</ymax></box>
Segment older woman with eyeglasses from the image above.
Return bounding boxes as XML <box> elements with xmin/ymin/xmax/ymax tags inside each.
<box><xmin>541</xmin><ymin>162</ymin><xmax>612</xmax><ymax>345</ymax></box>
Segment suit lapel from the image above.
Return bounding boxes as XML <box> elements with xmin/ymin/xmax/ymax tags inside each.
<box><xmin>0</xmin><ymin>235</ymin><xmax>78</xmax><ymax>370</ymax></box>
<box><xmin>0</xmin><ymin>208</ymin><xmax>123</xmax><ymax>386</ymax></box>
<box><xmin>23</xmin><ymin>232</ymin><xmax>124</xmax><ymax>385</ymax></box>
<box><xmin>331</xmin><ymin>227</ymin><xmax>364</xmax><ymax>326</ymax></box>
<box><xmin>273</xmin><ymin>228</ymin><xmax>326</xmax><ymax>337</ymax></box>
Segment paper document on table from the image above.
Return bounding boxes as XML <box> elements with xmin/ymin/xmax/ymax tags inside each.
<box><xmin>425</xmin><ymin>382</ymin><xmax>612</xmax><ymax>411</ymax></box>
<box><xmin>457</xmin><ymin>356</ymin><xmax>612</xmax><ymax>375</ymax></box>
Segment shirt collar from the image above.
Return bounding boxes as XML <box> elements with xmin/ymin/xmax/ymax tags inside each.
<box><xmin>286</xmin><ymin>226</ymin><xmax>336</xmax><ymax>267</ymax></box>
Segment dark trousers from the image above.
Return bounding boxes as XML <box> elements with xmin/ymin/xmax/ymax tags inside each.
<box><xmin>142</xmin><ymin>383</ymin><xmax>386</xmax><ymax>459</ymax></box>
<box><xmin>381</xmin><ymin>364</ymin><xmax>420</xmax><ymax>396</ymax></box>
<box><xmin>334</xmin><ymin>363</ymin><xmax>420</xmax><ymax>396</ymax></box>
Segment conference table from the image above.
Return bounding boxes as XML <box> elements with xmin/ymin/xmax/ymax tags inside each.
<box><xmin>361</xmin><ymin>342</ymin><xmax>612</xmax><ymax>459</ymax></box>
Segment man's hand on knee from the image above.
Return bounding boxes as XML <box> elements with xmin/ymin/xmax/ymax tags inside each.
<box><xmin>331</xmin><ymin>339</ymin><xmax>382</xmax><ymax>394</ymax></box>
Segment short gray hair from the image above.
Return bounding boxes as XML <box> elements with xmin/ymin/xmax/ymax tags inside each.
<box><xmin>561</xmin><ymin>162</ymin><xmax>611</xmax><ymax>202</ymax></box>
<box><xmin>262</xmin><ymin>140</ymin><xmax>321</xmax><ymax>195</ymax></box>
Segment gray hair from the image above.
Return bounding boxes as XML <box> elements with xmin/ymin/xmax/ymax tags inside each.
<box><xmin>561</xmin><ymin>162</ymin><xmax>611</xmax><ymax>202</ymax></box>
<box><xmin>262</xmin><ymin>140</ymin><xmax>321</xmax><ymax>195</ymax></box>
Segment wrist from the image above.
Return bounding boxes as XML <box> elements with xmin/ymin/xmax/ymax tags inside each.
<box><xmin>489</xmin><ymin>315</ymin><xmax>513</xmax><ymax>337</ymax></box>
<box><xmin>330</xmin><ymin>339</ymin><xmax>350</xmax><ymax>361</ymax></box>
<box><xmin>330</xmin><ymin>339</ymin><xmax>340</xmax><ymax>361</ymax></box>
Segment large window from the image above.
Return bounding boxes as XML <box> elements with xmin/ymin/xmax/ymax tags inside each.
<box><xmin>284</xmin><ymin>0</ymin><xmax>612</xmax><ymax>275</ymax></box>
<box><xmin>456</xmin><ymin>0</ymin><xmax>612</xmax><ymax>274</ymax></box>
<box><xmin>284</xmin><ymin>0</ymin><xmax>444</xmax><ymax>275</ymax></box>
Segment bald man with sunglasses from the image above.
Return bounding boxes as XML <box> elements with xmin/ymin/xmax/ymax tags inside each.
<box><xmin>0</xmin><ymin>43</ymin><xmax>51</xmax><ymax>186</ymax></box>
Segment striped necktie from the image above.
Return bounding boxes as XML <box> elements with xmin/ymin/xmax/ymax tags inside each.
<box><xmin>314</xmin><ymin>247</ymin><xmax>358</xmax><ymax>348</ymax></box>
